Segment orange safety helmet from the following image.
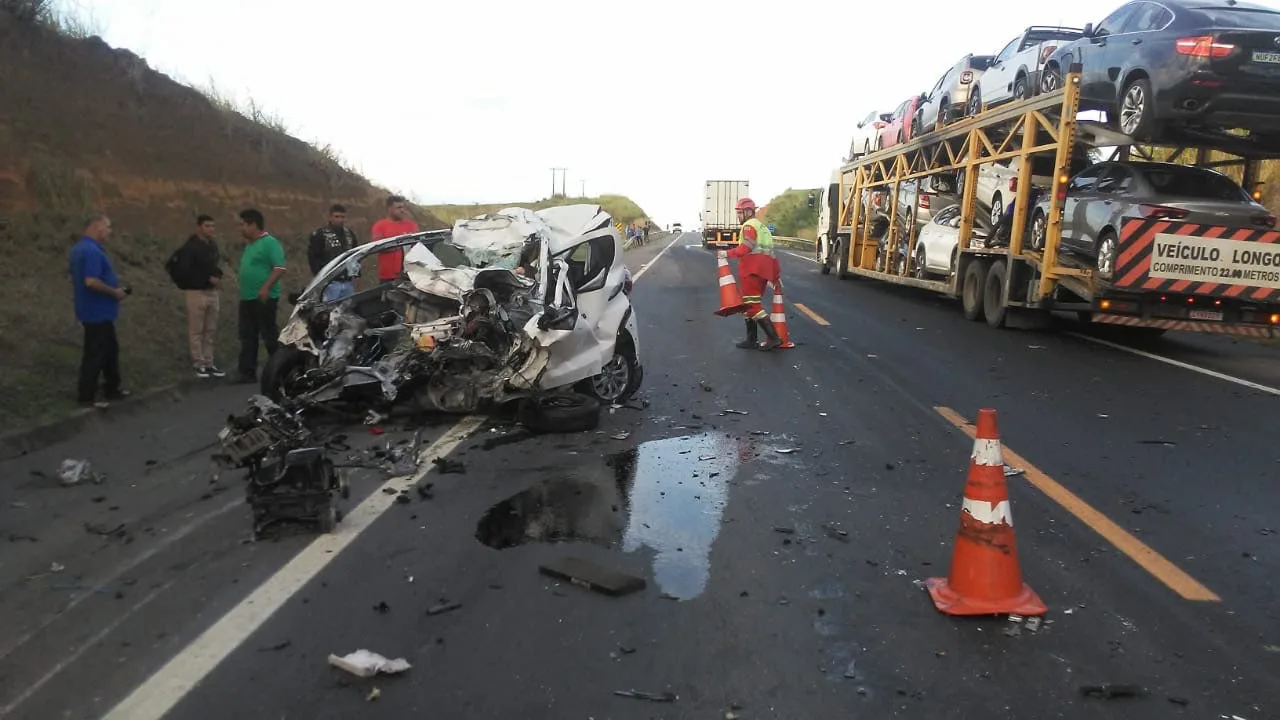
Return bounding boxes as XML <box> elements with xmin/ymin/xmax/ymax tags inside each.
<box><xmin>735</xmin><ymin>198</ymin><xmax>757</xmax><ymax>211</ymax></box>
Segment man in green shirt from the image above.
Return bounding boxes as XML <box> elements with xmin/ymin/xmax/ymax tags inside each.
<box><xmin>234</xmin><ymin>208</ymin><xmax>287</xmax><ymax>383</ymax></box>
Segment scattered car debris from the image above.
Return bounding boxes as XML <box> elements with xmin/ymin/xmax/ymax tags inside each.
<box><xmin>1167</xmin><ymin>696</ymin><xmax>1190</xmax><ymax>707</ymax></box>
<box><xmin>328</xmin><ymin>650</ymin><xmax>412</xmax><ymax>678</ymax></box>
<box><xmin>843</xmin><ymin>659</ymin><xmax>862</xmax><ymax>680</ymax></box>
<box><xmin>611</xmin><ymin>432</ymin><xmax>631</xmax><ymax>441</ymax></box>
<box><xmin>775</xmin><ymin>448</ymin><xmax>798</xmax><ymax>455</ymax></box>
<box><xmin>58</xmin><ymin>458</ymin><xmax>102</xmax><ymax>486</ymax></box>
<box><xmin>613</xmin><ymin>690</ymin><xmax>677</xmax><ymax>703</ymax></box>
<box><xmin>431</xmin><ymin>457</ymin><xmax>466</xmax><ymax>474</ymax></box>
<box><xmin>538</xmin><ymin>556</ymin><xmax>646</xmax><ymax>597</ymax></box>
<box><xmin>1079</xmin><ymin>684</ymin><xmax>1148</xmax><ymax>700</ymax></box>
<box><xmin>215</xmin><ymin>396</ymin><xmax>346</xmax><ymax>539</ymax></box>
<box><xmin>1003</xmin><ymin>465</ymin><xmax>1025</xmax><ymax>477</ymax></box>
<box><xmin>373</xmin><ymin>601</ymin><xmax>390</xmax><ymax>614</ymax></box>
<box><xmin>822</xmin><ymin>524</ymin><xmax>850</xmax><ymax>543</ymax></box>
<box><xmin>416</xmin><ymin>483</ymin><xmax>435</xmax><ymax>500</ymax></box>
<box><xmin>7</xmin><ymin>533</ymin><xmax>38</xmax><ymax>543</ymax></box>
<box><xmin>720</xmin><ymin>409</ymin><xmax>749</xmax><ymax>416</ymax></box>
<box><xmin>366</xmin><ymin>687</ymin><xmax>381</xmax><ymax>702</ymax></box>
<box><xmin>426</xmin><ymin>600</ymin><xmax>463</xmax><ymax>616</ymax></box>
<box><xmin>772</xmin><ymin>526</ymin><xmax>796</xmax><ymax>535</ymax></box>
<box><xmin>85</xmin><ymin>522</ymin><xmax>127</xmax><ymax>539</ymax></box>
<box><xmin>258</xmin><ymin>640</ymin><xmax>292</xmax><ymax>652</ymax></box>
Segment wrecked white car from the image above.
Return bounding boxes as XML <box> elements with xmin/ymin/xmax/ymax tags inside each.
<box><xmin>261</xmin><ymin>204</ymin><xmax>643</xmax><ymax>419</ymax></box>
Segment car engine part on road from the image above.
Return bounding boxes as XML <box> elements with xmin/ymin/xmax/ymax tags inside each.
<box><xmin>216</xmin><ymin>395</ymin><xmax>347</xmax><ymax>539</ymax></box>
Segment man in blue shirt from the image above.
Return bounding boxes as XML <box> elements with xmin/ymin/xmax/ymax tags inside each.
<box><xmin>69</xmin><ymin>213</ymin><xmax>130</xmax><ymax>408</ymax></box>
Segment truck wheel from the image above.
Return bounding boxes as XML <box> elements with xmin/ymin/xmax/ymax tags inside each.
<box><xmin>962</xmin><ymin>260</ymin><xmax>987</xmax><ymax>321</ymax></box>
<box><xmin>983</xmin><ymin>260</ymin><xmax>1009</xmax><ymax>328</ymax></box>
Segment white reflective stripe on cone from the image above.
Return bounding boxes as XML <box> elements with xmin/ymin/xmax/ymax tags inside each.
<box><xmin>771</xmin><ymin>313</ymin><xmax>787</xmax><ymax>323</ymax></box>
<box><xmin>971</xmin><ymin>438</ymin><xmax>1003</xmax><ymax>467</ymax></box>
<box><xmin>962</xmin><ymin>497</ymin><xmax>1013</xmax><ymax>526</ymax></box>
<box><xmin>719</xmin><ymin>275</ymin><xmax>736</xmax><ymax>286</ymax></box>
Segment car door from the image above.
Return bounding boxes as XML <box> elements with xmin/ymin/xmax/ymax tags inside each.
<box><xmin>1085</xmin><ymin>164</ymin><xmax>1134</xmax><ymax>258</ymax></box>
<box><xmin>922</xmin><ymin>205</ymin><xmax>961</xmax><ymax>272</ymax></box>
<box><xmin>920</xmin><ymin>71</ymin><xmax>949</xmax><ymax>129</ymax></box>
<box><xmin>536</xmin><ymin>233</ymin><xmax>622</xmax><ymax>390</ymax></box>
<box><xmin>1080</xmin><ymin>3</ymin><xmax>1140</xmax><ymax>101</ymax></box>
<box><xmin>1060</xmin><ymin>163</ymin><xmax>1107</xmax><ymax>254</ymax></box>
<box><xmin>983</xmin><ymin>38</ymin><xmax>1021</xmax><ymax>106</ymax></box>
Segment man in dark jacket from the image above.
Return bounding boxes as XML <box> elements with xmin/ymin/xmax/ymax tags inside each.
<box><xmin>309</xmin><ymin>204</ymin><xmax>359</xmax><ymax>302</ymax></box>
<box><xmin>166</xmin><ymin>215</ymin><xmax>225</xmax><ymax>378</ymax></box>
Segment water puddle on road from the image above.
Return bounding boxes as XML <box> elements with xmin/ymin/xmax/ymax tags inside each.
<box><xmin>475</xmin><ymin>432</ymin><xmax>749</xmax><ymax>599</ymax></box>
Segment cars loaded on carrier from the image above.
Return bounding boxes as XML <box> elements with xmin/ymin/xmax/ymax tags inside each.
<box><xmin>965</xmin><ymin>26</ymin><xmax>1085</xmax><ymax>117</ymax></box>
<box><xmin>261</xmin><ymin>204</ymin><xmax>643</xmax><ymax>431</ymax></box>
<box><xmin>915</xmin><ymin>54</ymin><xmax>994</xmax><ymax>135</ymax></box>
<box><xmin>1039</xmin><ymin>0</ymin><xmax>1280</xmax><ymax>140</ymax></box>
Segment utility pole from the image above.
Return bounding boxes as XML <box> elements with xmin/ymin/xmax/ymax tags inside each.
<box><xmin>550</xmin><ymin>167</ymin><xmax>567</xmax><ymax>198</ymax></box>
<box><xmin>580</xmin><ymin>179</ymin><xmax>586</xmax><ymax>197</ymax></box>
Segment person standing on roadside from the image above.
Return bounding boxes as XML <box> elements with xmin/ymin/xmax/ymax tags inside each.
<box><xmin>166</xmin><ymin>215</ymin><xmax>225</xmax><ymax>378</ymax></box>
<box><xmin>233</xmin><ymin>208</ymin><xmax>287</xmax><ymax>384</ymax></box>
<box><xmin>69</xmin><ymin>213</ymin><xmax>131</xmax><ymax>408</ymax></box>
<box><xmin>368</xmin><ymin>195</ymin><xmax>418</xmax><ymax>282</ymax></box>
<box><xmin>308</xmin><ymin>204</ymin><xmax>358</xmax><ymax>302</ymax></box>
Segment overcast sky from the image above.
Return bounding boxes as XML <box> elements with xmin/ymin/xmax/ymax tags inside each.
<box><xmin>72</xmin><ymin>0</ymin><xmax>1137</xmax><ymax>226</ymax></box>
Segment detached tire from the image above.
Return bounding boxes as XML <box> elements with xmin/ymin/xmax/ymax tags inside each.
<box><xmin>261</xmin><ymin>346</ymin><xmax>312</xmax><ymax>401</ymax></box>
<box><xmin>518</xmin><ymin>392</ymin><xmax>601</xmax><ymax>434</ymax></box>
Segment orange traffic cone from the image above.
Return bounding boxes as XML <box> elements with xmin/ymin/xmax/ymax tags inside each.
<box><xmin>925</xmin><ymin>408</ymin><xmax>1046</xmax><ymax>617</ymax></box>
<box><xmin>715</xmin><ymin>253</ymin><xmax>747</xmax><ymax>317</ymax></box>
<box><xmin>769</xmin><ymin>282</ymin><xmax>795</xmax><ymax>349</ymax></box>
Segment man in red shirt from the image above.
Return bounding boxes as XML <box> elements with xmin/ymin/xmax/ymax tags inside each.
<box><xmin>368</xmin><ymin>195</ymin><xmax>419</xmax><ymax>281</ymax></box>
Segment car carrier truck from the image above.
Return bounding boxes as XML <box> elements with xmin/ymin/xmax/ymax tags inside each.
<box><xmin>702</xmin><ymin>180</ymin><xmax>750</xmax><ymax>249</ymax></box>
<box><xmin>818</xmin><ymin>65</ymin><xmax>1280</xmax><ymax>339</ymax></box>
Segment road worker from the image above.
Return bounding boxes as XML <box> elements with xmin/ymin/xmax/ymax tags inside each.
<box><xmin>723</xmin><ymin>197</ymin><xmax>782</xmax><ymax>350</ymax></box>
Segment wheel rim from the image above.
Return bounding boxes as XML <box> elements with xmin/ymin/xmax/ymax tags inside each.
<box><xmin>914</xmin><ymin>249</ymin><xmax>926</xmax><ymax>278</ymax></box>
<box><xmin>1121</xmin><ymin>84</ymin><xmax>1145</xmax><ymax>135</ymax></box>
<box><xmin>968</xmin><ymin>94</ymin><xmax>979</xmax><ymax>116</ymax></box>
<box><xmin>1097</xmin><ymin>236</ymin><xmax>1117</xmax><ymax>278</ymax></box>
<box><xmin>1032</xmin><ymin>214</ymin><xmax>1046</xmax><ymax>249</ymax></box>
<box><xmin>1015</xmin><ymin>78</ymin><xmax>1027</xmax><ymax>98</ymax></box>
<box><xmin>590</xmin><ymin>353</ymin><xmax>631</xmax><ymax>402</ymax></box>
<box><xmin>990</xmin><ymin>197</ymin><xmax>1003</xmax><ymax>227</ymax></box>
<box><xmin>1042</xmin><ymin>70</ymin><xmax>1059</xmax><ymax>93</ymax></box>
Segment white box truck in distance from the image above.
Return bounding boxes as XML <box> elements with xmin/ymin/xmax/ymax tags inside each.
<box><xmin>701</xmin><ymin>180</ymin><xmax>750</xmax><ymax>249</ymax></box>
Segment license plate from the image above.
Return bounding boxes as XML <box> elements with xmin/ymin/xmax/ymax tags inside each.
<box><xmin>1251</xmin><ymin>50</ymin><xmax>1280</xmax><ymax>64</ymax></box>
<box><xmin>1189</xmin><ymin>309</ymin><xmax>1224</xmax><ymax>321</ymax></box>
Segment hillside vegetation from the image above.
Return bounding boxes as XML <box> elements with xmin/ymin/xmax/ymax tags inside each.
<box><xmin>759</xmin><ymin>188</ymin><xmax>821</xmax><ymax>240</ymax></box>
<box><xmin>427</xmin><ymin>194</ymin><xmax>651</xmax><ymax>227</ymax></box>
<box><xmin>0</xmin><ymin>7</ymin><xmax>444</xmax><ymax>431</ymax></box>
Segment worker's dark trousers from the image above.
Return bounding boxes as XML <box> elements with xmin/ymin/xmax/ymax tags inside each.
<box><xmin>238</xmin><ymin>298</ymin><xmax>279</xmax><ymax>378</ymax></box>
<box><xmin>78</xmin><ymin>321</ymin><xmax>121</xmax><ymax>403</ymax></box>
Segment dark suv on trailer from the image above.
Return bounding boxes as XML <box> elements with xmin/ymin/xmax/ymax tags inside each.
<box><xmin>1039</xmin><ymin>0</ymin><xmax>1280</xmax><ymax>143</ymax></box>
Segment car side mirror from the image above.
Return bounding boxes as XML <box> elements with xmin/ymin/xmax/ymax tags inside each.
<box><xmin>1083</xmin><ymin>23</ymin><xmax>1094</xmax><ymax>38</ymax></box>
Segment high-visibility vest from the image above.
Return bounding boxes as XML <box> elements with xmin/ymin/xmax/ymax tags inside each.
<box><xmin>742</xmin><ymin>218</ymin><xmax>775</xmax><ymax>257</ymax></box>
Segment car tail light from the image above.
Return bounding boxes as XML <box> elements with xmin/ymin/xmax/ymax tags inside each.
<box><xmin>960</xmin><ymin>70</ymin><xmax>973</xmax><ymax>84</ymax></box>
<box><xmin>873</xmin><ymin>121</ymin><xmax>886</xmax><ymax>128</ymax></box>
<box><xmin>1175</xmin><ymin>35</ymin><xmax>1235</xmax><ymax>58</ymax></box>
<box><xmin>1139</xmin><ymin>203</ymin><xmax>1191</xmax><ymax>220</ymax></box>
<box><xmin>920</xmin><ymin>194</ymin><xmax>931</xmax><ymax>209</ymax></box>
<box><xmin>1252</xmin><ymin>213</ymin><xmax>1277</xmax><ymax>228</ymax></box>
<box><xmin>1008</xmin><ymin>177</ymin><xmax>1018</xmax><ymax>193</ymax></box>
<box><xmin>1040</xmin><ymin>45</ymin><xmax>1058</xmax><ymax>64</ymax></box>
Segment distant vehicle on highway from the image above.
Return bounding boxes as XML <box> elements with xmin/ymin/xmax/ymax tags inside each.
<box><xmin>672</xmin><ymin>222</ymin><xmax>682</xmax><ymax>233</ymax></box>
<box><xmin>702</xmin><ymin>179</ymin><xmax>750</xmax><ymax>248</ymax></box>
<box><xmin>1040</xmin><ymin>0</ymin><xmax>1280</xmax><ymax>141</ymax></box>
<box><xmin>965</xmin><ymin>26</ymin><xmax>1084</xmax><ymax>117</ymax></box>
<box><xmin>1028</xmin><ymin>161</ymin><xmax>1276</xmax><ymax>279</ymax></box>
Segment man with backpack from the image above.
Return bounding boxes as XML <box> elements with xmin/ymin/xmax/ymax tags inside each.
<box><xmin>165</xmin><ymin>215</ymin><xmax>225</xmax><ymax>378</ymax></box>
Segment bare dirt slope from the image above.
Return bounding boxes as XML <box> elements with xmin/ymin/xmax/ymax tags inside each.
<box><xmin>0</xmin><ymin>13</ymin><xmax>444</xmax><ymax>431</ymax></box>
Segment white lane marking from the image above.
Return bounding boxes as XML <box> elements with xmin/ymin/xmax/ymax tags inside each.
<box><xmin>781</xmin><ymin>250</ymin><xmax>819</xmax><ymax>264</ymax></box>
<box><xmin>0</xmin><ymin>575</ymin><xmax>181</xmax><ymax>717</ymax></box>
<box><xmin>0</xmin><ymin>496</ymin><xmax>243</xmax><ymax>665</ymax></box>
<box><xmin>633</xmin><ymin>234</ymin><xmax>684</xmax><ymax>282</ymax></box>
<box><xmin>962</xmin><ymin>498</ymin><xmax>1013</xmax><ymax>527</ymax></box>
<box><xmin>1068</xmin><ymin>332</ymin><xmax>1280</xmax><ymax>397</ymax></box>
<box><xmin>970</xmin><ymin>438</ymin><xmax>1004</xmax><ymax>467</ymax></box>
<box><xmin>101</xmin><ymin>416</ymin><xmax>486</xmax><ymax>720</ymax></box>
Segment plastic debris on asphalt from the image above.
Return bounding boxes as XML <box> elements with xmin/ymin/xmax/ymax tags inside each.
<box><xmin>327</xmin><ymin>650</ymin><xmax>411</xmax><ymax>678</ymax></box>
<box><xmin>58</xmin><ymin>459</ymin><xmax>102</xmax><ymax>486</ymax></box>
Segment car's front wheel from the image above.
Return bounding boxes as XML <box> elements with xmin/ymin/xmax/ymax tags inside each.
<box><xmin>581</xmin><ymin>333</ymin><xmax>640</xmax><ymax>404</ymax></box>
<box><xmin>1041</xmin><ymin>64</ymin><xmax>1062</xmax><ymax>94</ymax></box>
<box><xmin>261</xmin><ymin>346</ymin><xmax>316</xmax><ymax>402</ymax></box>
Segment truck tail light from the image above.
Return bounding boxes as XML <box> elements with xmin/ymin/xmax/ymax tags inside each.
<box><xmin>1138</xmin><ymin>203</ymin><xmax>1190</xmax><ymax>220</ymax></box>
<box><xmin>1055</xmin><ymin>173</ymin><xmax>1069</xmax><ymax>203</ymax></box>
<box><xmin>1270</xmin><ymin>313</ymin><xmax>1280</xmax><ymax>325</ymax></box>
<box><xmin>1175</xmin><ymin>35</ymin><xmax>1235</xmax><ymax>58</ymax></box>
<box><xmin>1253</xmin><ymin>213</ymin><xmax>1277</xmax><ymax>228</ymax></box>
<box><xmin>960</xmin><ymin>70</ymin><xmax>973</xmax><ymax>84</ymax></box>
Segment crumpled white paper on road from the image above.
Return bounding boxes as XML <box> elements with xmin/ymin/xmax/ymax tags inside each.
<box><xmin>327</xmin><ymin>649</ymin><xmax>412</xmax><ymax>678</ymax></box>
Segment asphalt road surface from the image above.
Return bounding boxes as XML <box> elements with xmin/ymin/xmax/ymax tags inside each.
<box><xmin>2</xmin><ymin>231</ymin><xmax>1278</xmax><ymax>719</ymax></box>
